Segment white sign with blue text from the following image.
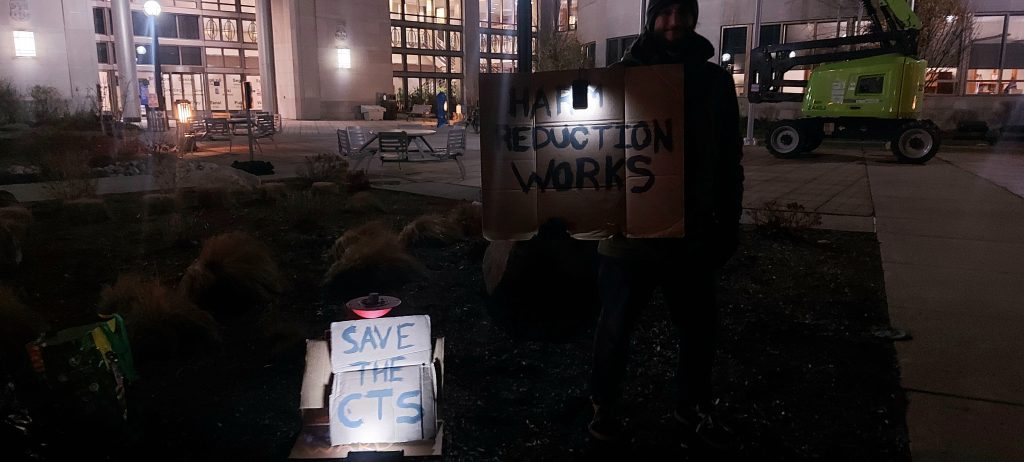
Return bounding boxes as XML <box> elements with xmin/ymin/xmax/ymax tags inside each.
<box><xmin>327</xmin><ymin>315</ymin><xmax>435</xmax><ymax>445</ymax></box>
<box><xmin>329</xmin><ymin>315</ymin><xmax>432</xmax><ymax>373</ymax></box>
<box><xmin>329</xmin><ymin>363</ymin><xmax>437</xmax><ymax>445</ymax></box>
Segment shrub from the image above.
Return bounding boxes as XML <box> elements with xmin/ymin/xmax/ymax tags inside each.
<box><xmin>311</xmin><ymin>181</ymin><xmax>339</xmax><ymax>196</ymax></box>
<box><xmin>98</xmin><ymin>274</ymin><xmax>220</xmax><ymax>364</ymax></box>
<box><xmin>180</xmin><ymin>232</ymin><xmax>284</xmax><ymax>315</ymax></box>
<box><xmin>54</xmin><ymin>109</ymin><xmax>100</xmax><ymax>131</ymax></box>
<box><xmin>399</xmin><ymin>214</ymin><xmax>461</xmax><ymax>247</ymax></box>
<box><xmin>257</xmin><ymin>183</ymin><xmax>288</xmax><ymax>202</ymax></box>
<box><xmin>41</xmin><ymin>150</ymin><xmax>98</xmax><ymax>200</ymax></box>
<box><xmin>446</xmin><ymin>201</ymin><xmax>483</xmax><ymax>239</ymax></box>
<box><xmin>345</xmin><ymin>191</ymin><xmax>384</xmax><ymax>213</ymax></box>
<box><xmin>29</xmin><ymin>85</ymin><xmax>68</xmax><ymax>124</ymax></box>
<box><xmin>345</xmin><ymin>170</ymin><xmax>371</xmax><ymax>193</ymax></box>
<box><xmin>297</xmin><ymin>153</ymin><xmax>348</xmax><ymax>183</ymax></box>
<box><xmin>324</xmin><ymin>221</ymin><xmax>392</xmax><ymax>261</ymax></box>
<box><xmin>0</xmin><ymin>78</ymin><xmax>24</xmax><ymax>125</ymax></box>
<box><xmin>87</xmin><ymin>153</ymin><xmax>115</xmax><ymax>169</ymax></box>
<box><xmin>323</xmin><ymin>224</ymin><xmax>424</xmax><ymax>299</ymax></box>
<box><xmin>115</xmin><ymin>136</ymin><xmax>147</xmax><ymax>161</ymax></box>
<box><xmin>748</xmin><ymin>200</ymin><xmax>823</xmax><ymax>234</ymax></box>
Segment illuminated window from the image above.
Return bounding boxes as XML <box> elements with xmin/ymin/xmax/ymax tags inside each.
<box><xmin>449</xmin><ymin>31</ymin><xmax>462</xmax><ymax>51</ymax></box>
<box><xmin>391</xmin><ymin>26</ymin><xmax>403</xmax><ymax>48</ymax></box>
<box><xmin>605</xmin><ymin>35</ymin><xmax>637</xmax><ymax>66</ymax></box>
<box><xmin>243</xmin><ymin>20</ymin><xmax>257</xmax><ymax>43</ymax></box>
<box><xmin>204</xmin><ymin>18</ymin><xmax>221</xmax><ymax>40</ymax></box>
<box><xmin>966</xmin><ymin>15</ymin><xmax>1024</xmax><ymax>95</ymax></box>
<box><xmin>558</xmin><ymin>0</ymin><xmax>578</xmax><ymax>32</ymax></box>
<box><xmin>221</xmin><ymin>19</ymin><xmax>238</xmax><ymax>42</ymax></box>
<box><xmin>14</xmin><ymin>31</ymin><xmax>36</xmax><ymax>57</ymax></box>
<box><xmin>925</xmin><ymin>68</ymin><xmax>958</xmax><ymax>95</ymax></box>
<box><xmin>721</xmin><ymin>26</ymin><xmax>747</xmax><ymax>96</ymax></box>
<box><xmin>338</xmin><ymin>48</ymin><xmax>351</xmax><ymax>69</ymax></box>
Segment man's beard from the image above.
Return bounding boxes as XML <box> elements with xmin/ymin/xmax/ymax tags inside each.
<box><xmin>652</xmin><ymin>30</ymin><xmax>693</xmax><ymax>53</ymax></box>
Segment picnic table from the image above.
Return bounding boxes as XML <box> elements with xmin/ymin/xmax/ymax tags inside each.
<box><xmin>356</xmin><ymin>129</ymin><xmax>437</xmax><ymax>154</ymax></box>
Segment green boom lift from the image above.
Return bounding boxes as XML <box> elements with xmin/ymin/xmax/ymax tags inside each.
<box><xmin>748</xmin><ymin>0</ymin><xmax>940</xmax><ymax>163</ymax></box>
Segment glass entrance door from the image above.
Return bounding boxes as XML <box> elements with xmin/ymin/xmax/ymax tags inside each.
<box><xmin>162</xmin><ymin>73</ymin><xmax>207</xmax><ymax>115</ymax></box>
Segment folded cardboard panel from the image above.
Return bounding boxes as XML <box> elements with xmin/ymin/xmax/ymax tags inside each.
<box><xmin>292</xmin><ymin>329</ymin><xmax>444</xmax><ymax>459</ymax></box>
<box><xmin>329</xmin><ymin>315</ymin><xmax>432</xmax><ymax>373</ymax></box>
<box><xmin>328</xmin><ymin>363</ymin><xmax>436</xmax><ymax>445</ymax></box>
<box><xmin>480</xmin><ymin>66</ymin><xmax>685</xmax><ymax>241</ymax></box>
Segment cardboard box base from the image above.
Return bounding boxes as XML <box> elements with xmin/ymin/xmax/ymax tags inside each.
<box><xmin>289</xmin><ymin>423</ymin><xmax>443</xmax><ymax>459</ymax></box>
<box><xmin>294</xmin><ymin>332</ymin><xmax>445</xmax><ymax>458</ymax></box>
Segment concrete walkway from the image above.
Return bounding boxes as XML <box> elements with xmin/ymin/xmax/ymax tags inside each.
<box><xmin>868</xmin><ymin>146</ymin><xmax>1024</xmax><ymax>461</ymax></box>
<box><xmin>745</xmin><ymin>141</ymin><xmax>1024</xmax><ymax>460</ymax></box>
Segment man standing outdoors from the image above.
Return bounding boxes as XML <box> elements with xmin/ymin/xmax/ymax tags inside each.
<box><xmin>589</xmin><ymin>0</ymin><xmax>745</xmax><ymax>451</ymax></box>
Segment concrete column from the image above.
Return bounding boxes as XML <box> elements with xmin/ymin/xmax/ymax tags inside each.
<box><xmin>256</xmin><ymin>0</ymin><xmax>278</xmax><ymax>114</ymax></box>
<box><xmin>516</xmin><ymin>0</ymin><xmax>532</xmax><ymax>73</ymax></box>
<box><xmin>463</xmin><ymin>0</ymin><xmax>481</xmax><ymax>107</ymax></box>
<box><xmin>110</xmin><ymin>0</ymin><xmax>140</xmax><ymax>122</ymax></box>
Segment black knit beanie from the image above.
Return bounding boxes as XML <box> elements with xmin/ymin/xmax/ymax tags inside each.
<box><xmin>645</xmin><ymin>0</ymin><xmax>699</xmax><ymax>31</ymax></box>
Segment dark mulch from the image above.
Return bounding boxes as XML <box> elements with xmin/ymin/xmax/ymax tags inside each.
<box><xmin>0</xmin><ymin>184</ymin><xmax>908</xmax><ymax>461</ymax></box>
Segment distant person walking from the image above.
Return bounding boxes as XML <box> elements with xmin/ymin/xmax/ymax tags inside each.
<box><xmin>588</xmin><ymin>0</ymin><xmax>744</xmax><ymax>451</ymax></box>
<box><xmin>436</xmin><ymin>91</ymin><xmax>448</xmax><ymax>127</ymax></box>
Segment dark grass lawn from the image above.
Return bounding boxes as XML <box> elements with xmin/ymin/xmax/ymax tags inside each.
<box><xmin>1</xmin><ymin>185</ymin><xmax>907</xmax><ymax>461</ymax></box>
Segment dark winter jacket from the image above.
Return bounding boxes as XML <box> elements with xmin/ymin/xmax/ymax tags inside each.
<box><xmin>597</xmin><ymin>31</ymin><xmax>745</xmax><ymax>266</ymax></box>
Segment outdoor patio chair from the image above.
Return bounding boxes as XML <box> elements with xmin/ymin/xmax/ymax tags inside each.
<box><xmin>181</xmin><ymin>119</ymin><xmax>208</xmax><ymax>154</ymax></box>
<box><xmin>187</xmin><ymin>119</ymin><xmax>208</xmax><ymax>139</ymax></box>
<box><xmin>347</xmin><ymin>126</ymin><xmax>372</xmax><ymax>150</ymax></box>
<box><xmin>205</xmin><ymin>118</ymin><xmax>234</xmax><ymax>153</ymax></box>
<box><xmin>377</xmin><ymin>131</ymin><xmax>410</xmax><ymax>169</ymax></box>
<box><xmin>344</xmin><ymin>126</ymin><xmax>379</xmax><ymax>172</ymax></box>
<box><xmin>337</xmin><ymin>128</ymin><xmax>352</xmax><ymax>156</ymax></box>
<box><xmin>253</xmin><ymin>113</ymin><xmax>278</xmax><ymax>152</ymax></box>
<box><xmin>432</xmin><ymin>127</ymin><xmax>468</xmax><ymax>179</ymax></box>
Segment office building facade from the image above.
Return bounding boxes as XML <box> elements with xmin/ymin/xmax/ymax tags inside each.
<box><xmin>3</xmin><ymin>1</ymin><xmax>1018</xmax><ymax>126</ymax></box>
<box><xmin>575</xmin><ymin>0</ymin><xmax>1022</xmax><ymax>128</ymax></box>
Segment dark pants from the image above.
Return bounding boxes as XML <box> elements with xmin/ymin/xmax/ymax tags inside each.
<box><xmin>591</xmin><ymin>255</ymin><xmax>719</xmax><ymax>410</ymax></box>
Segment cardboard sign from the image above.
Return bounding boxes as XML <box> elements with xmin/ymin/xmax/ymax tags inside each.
<box><xmin>292</xmin><ymin>338</ymin><xmax>445</xmax><ymax>456</ymax></box>
<box><xmin>480</xmin><ymin>65</ymin><xmax>685</xmax><ymax>241</ymax></box>
<box><xmin>330</xmin><ymin>315</ymin><xmax>432</xmax><ymax>373</ymax></box>
<box><xmin>328</xmin><ymin>364</ymin><xmax>437</xmax><ymax>445</ymax></box>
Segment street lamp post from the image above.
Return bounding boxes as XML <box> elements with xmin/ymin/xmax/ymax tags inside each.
<box><xmin>745</xmin><ymin>0</ymin><xmax>763</xmax><ymax>146</ymax></box>
<box><xmin>144</xmin><ymin>1</ymin><xmax>164</xmax><ymax>114</ymax></box>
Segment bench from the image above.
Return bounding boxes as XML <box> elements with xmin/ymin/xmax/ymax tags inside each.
<box><xmin>403</xmin><ymin>104</ymin><xmax>434</xmax><ymax>121</ymax></box>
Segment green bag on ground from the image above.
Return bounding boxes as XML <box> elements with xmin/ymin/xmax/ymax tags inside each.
<box><xmin>25</xmin><ymin>315</ymin><xmax>136</xmax><ymax>423</ymax></box>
